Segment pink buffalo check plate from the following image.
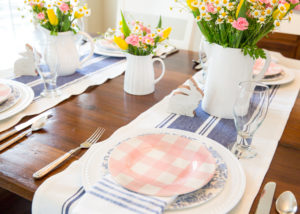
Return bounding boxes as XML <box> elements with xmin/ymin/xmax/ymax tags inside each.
<box><xmin>109</xmin><ymin>133</ymin><xmax>217</xmax><ymax>196</ymax></box>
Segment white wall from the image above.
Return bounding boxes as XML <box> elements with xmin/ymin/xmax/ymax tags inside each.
<box><xmin>277</xmin><ymin>12</ymin><xmax>300</xmax><ymax>35</ymax></box>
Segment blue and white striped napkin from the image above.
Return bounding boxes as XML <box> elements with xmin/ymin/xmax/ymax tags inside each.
<box><xmin>71</xmin><ymin>174</ymin><xmax>176</xmax><ymax>214</ymax></box>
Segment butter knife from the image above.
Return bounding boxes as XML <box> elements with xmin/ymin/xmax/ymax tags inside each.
<box><xmin>0</xmin><ymin>112</ymin><xmax>51</xmax><ymax>142</ymax></box>
<box><xmin>255</xmin><ymin>182</ymin><xmax>276</xmax><ymax>214</ymax></box>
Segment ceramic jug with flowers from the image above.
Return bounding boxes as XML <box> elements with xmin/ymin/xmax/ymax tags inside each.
<box><xmin>113</xmin><ymin>12</ymin><xmax>172</xmax><ymax>95</ymax></box>
<box><xmin>24</xmin><ymin>0</ymin><xmax>94</xmax><ymax>76</ymax></box>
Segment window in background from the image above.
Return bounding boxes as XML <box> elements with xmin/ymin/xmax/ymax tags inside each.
<box><xmin>0</xmin><ymin>0</ymin><xmax>34</xmax><ymax>77</ymax></box>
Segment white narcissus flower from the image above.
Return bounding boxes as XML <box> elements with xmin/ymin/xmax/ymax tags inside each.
<box><xmin>226</xmin><ymin>2</ymin><xmax>235</xmax><ymax>11</ymax></box>
<box><xmin>278</xmin><ymin>4</ymin><xmax>287</xmax><ymax>13</ymax></box>
<box><xmin>84</xmin><ymin>9</ymin><xmax>91</xmax><ymax>17</ymax></box>
<box><xmin>257</xmin><ymin>16</ymin><xmax>266</xmax><ymax>24</ymax></box>
<box><xmin>191</xmin><ymin>0</ymin><xmax>200</xmax><ymax>7</ymax></box>
<box><xmin>274</xmin><ymin>20</ymin><xmax>280</xmax><ymax>27</ymax></box>
<box><xmin>266</xmin><ymin>8</ymin><xmax>272</xmax><ymax>16</ymax></box>
<box><xmin>252</xmin><ymin>10</ymin><xmax>261</xmax><ymax>18</ymax></box>
<box><xmin>204</xmin><ymin>14</ymin><xmax>212</xmax><ymax>21</ymax></box>
<box><xmin>216</xmin><ymin>18</ymin><xmax>224</xmax><ymax>24</ymax></box>
<box><xmin>219</xmin><ymin>8</ymin><xmax>228</xmax><ymax>19</ymax></box>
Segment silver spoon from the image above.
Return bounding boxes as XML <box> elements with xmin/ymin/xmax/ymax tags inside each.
<box><xmin>276</xmin><ymin>191</ymin><xmax>298</xmax><ymax>214</ymax></box>
<box><xmin>0</xmin><ymin>115</ymin><xmax>49</xmax><ymax>152</ymax></box>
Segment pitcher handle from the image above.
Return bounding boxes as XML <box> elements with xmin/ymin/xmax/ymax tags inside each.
<box><xmin>253</xmin><ymin>50</ymin><xmax>271</xmax><ymax>81</ymax></box>
<box><xmin>152</xmin><ymin>58</ymin><xmax>165</xmax><ymax>84</ymax></box>
<box><xmin>78</xmin><ymin>31</ymin><xmax>95</xmax><ymax>67</ymax></box>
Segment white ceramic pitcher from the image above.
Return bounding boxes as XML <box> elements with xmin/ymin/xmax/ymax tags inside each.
<box><xmin>39</xmin><ymin>27</ymin><xmax>95</xmax><ymax>76</ymax></box>
<box><xmin>202</xmin><ymin>43</ymin><xmax>271</xmax><ymax>119</ymax></box>
<box><xmin>124</xmin><ymin>54</ymin><xmax>165</xmax><ymax>95</ymax></box>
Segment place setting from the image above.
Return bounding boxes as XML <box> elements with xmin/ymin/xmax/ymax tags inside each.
<box><xmin>76</xmin><ymin>128</ymin><xmax>245</xmax><ymax>214</ymax></box>
<box><xmin>0</xmin><ymin>79</ymin><xmax>34</xmax><ymax>121</ymax></box>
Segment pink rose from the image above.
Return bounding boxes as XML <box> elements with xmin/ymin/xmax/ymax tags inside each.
<box><xmin>206</xmin><ymin>3</ymin><xmax>216</xmax><ymax>13</ymax></box>
<box><xmin>139</xmin><ymin>24</ymin><xmax>151</xmax><ymax>34</ymax></box>
<box><xmin>59</xmin><ymin>2</ymin><xmax>70</xmax><ymax>13</ymax></box>
<box><xmin>296</xmin><ymin>4</ymin><xmax>300</xmax><ymax>9</ymax></box>
<box><xmin>290</xmin><ymin>0</ymin><xmax>299</xmax><ymax>4</ymax></box>
<box><xmin>36</xmin><ymin>12</ymin><xmax>45</xmax><ymax>20</ymax></box>
<box><xmin>259</xmin><ymin>0</ymin><xmax>270</xmax><ymax>4</ymax></box>
<box><xmin>125</xmin><ymin>35</ymin><xmax>140</xmax><ymax>47</ymax></box>
<box><xmin>232</xmin><ymin>17</ymin><xmax>249</xmax><ymax>31</ymax></box>
<box><xmin>279</xmin><ymin>0</ymin><xmax>287</xmax><ymax>3</ymax></box>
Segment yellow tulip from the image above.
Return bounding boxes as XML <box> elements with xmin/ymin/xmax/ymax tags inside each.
<box><xmin>47</xmin><ymin>9</ymin><xmax>58</xmax><ymax>26</ymax></box>
<box><xmin>161</xmin><ymin>27</ymin><xmax>172</xmax><ymax>41</ymax></box>
<box><xmin>186</xmin><ymin>0</ymin><xmax>198</xmax><ymax>11</ymax></box>
<box><xmin>74</xmin><ymin>11</ymin><xmax>84</xmax><ymax>19</ymax></box>
<box><xmin>236</xmin><ymin>0</ymin><xmax>245</xmax><ymax>18</ymax></box>
<box><xmin>114</xmin><ymin>36</ymin><xmax>128</xmax><ymax>50</ymax></box>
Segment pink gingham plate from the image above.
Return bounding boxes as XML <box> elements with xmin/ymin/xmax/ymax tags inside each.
<box><xmin>109</xmin><ymin>133</ymin><xmax>217</xmax><ymax>197</ymax></box>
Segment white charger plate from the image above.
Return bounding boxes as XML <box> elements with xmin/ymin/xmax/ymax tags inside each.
<box><xmin>81</xmin><ymin>128</ymin><xmax>245</xmax><ymax>214</ymax></box>
<box><xmin>262</xmin><ymin>68</ymin><xmax>295</xmax><ymax>86</ymax></box>
<box><xmin>0</xmin><ymin>79</ymin><xmax>34</xmax><ymax>121</ymax></box>
<box><xmin>94</xmin><ymin>46</ymin><xmax>125</xmax><ymax>58</ymax></box>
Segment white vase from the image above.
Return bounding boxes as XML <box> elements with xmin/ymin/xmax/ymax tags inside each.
<box><xmin>202</xmin><ymin>43</ymin><xmax>271</xmax><ymax>119</ymax></box>
<box><xmin>124</xmin><ymin>53</ymin><xmax>165</xmax><ymax>95</ymax></box>
<box><xmin>38</xmin><ymin>27</ymin><xmax>95</xmax><ymax>76</ymax></box>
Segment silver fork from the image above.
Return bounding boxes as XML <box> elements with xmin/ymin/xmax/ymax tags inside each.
<box><xmin>33</xmin><ymin>127</ymin><xmax>105</xmax><ymax>179</ymax></box>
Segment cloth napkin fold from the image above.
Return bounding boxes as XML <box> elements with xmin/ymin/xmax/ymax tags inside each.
<box><xmin>71</xmin><ymin>174</ymin><xmax>176</xmax><ymax>214</ymax></box>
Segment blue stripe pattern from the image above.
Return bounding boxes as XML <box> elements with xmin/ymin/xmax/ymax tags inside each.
<box><xmin>13</xmin><ymin>55</ymin><xmax>123</xmax><ymax>98</ymax></box>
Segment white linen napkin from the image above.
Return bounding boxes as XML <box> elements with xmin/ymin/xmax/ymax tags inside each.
<box><xmin>71</xmin><ymin>174</ymin><xmax>176</xmax><ymax>214</ymax></box>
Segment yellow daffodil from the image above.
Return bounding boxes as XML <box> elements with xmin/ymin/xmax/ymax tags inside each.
<box><xmin>47</xmin><ymin>9</ymin><xmax>58</xmax><ymax>26</ymax></box>
<box><xmin>114</xmin><ymin>36</ymin><xmax>128</xmax><ymax>50</ymax></box>
<box><xmin>186</xmin><ymin>0</ymin><xmax>198</xmax><ymax>11</ymax></box>
<box><xmin>74</xmin><ymin>11</ymin><xmax>84</xmax><ymax>19</ymax></box>
<box><xmin>160</xmin><ymin>27</ymin><xmax>172</xmax><ymax>41</ymax></box>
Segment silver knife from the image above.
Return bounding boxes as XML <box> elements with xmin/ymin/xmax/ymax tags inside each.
<box><xmin>255</xmin><ymin>182</ymin><xmax>276</xmax><ymax>214</ymax></box>
<box><xmin>0</xmin><ymin>111</ymin><xmax>51</xmax><ymax>142</ymax></box>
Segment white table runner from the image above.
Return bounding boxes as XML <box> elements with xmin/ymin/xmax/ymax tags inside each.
<box><xmin>32</xmin><ymin>52</ymin><xmax>300</xmax><ymax>214</ymax></box>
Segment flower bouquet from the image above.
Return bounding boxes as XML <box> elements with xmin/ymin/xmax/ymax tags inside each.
<box><xmin>23</xmin><ymin>0</ymin><xmax>91</xmax><ymax>35</ymax></box>
<box><xmin>113</xmin><ymin>12</ymin><xmax>172</xmax><ymax>56</ymax></box>
<box><xmin>175</xmin><ymin>0</ymin><xmax>300</xmax><ymax>59</ymax></box>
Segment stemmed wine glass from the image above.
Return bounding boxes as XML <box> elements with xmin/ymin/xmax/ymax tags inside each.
<box><xmin>33</xmin><ymin>36</ymin><xmax>60</xmax><ymax>98</ymax></box>
<box><xmin>231</xmin><ymin>81</ymin><xmax>269</xmax><ymax>159</ymax></box>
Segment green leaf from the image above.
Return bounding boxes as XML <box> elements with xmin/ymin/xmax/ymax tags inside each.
<box><xmin>157</xmin><ymin>15</ymin><xmax>162</xmax><ymax>28</ymax></box>
<box><xmin>236</xmin><ymin>0</ymin><xmax>247</xmax><ymax>18</ymax></box>
<box><xmin>121</xmin><ymin>11</ymin><xmax>131</xmax><ymax>38</ymax></box>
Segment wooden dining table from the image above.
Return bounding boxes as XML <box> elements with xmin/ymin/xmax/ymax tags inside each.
<box><xmin>0</xmin><ymin>50</ymin><xmax>299</xmax><ymax>214</ymax></box>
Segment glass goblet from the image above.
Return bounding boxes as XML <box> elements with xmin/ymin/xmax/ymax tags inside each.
<box><xmin>231</xmin><ymin>81</ymin><xmax>269</xmax><ymax>159</ymax></box>
<box><xmin>33</xmin><ymin>37</ymin><xmax>60</xmax><ymax>98</ymax></box>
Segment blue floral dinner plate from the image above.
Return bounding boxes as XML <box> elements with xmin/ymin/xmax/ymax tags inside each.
<box><xmin>167</xmin><ymin>146</ymin><xmax>228</xmax><ymax>210</ymax></box>
<box><xmin>99</xmin><ymin>145</ymin><xmax>228</xmax><ymax>210</ymax></box>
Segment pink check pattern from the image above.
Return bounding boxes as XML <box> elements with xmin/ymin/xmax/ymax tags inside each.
<box><xmin>109</xmin><ymin>133</ymin><xmax>216</xmax><ymax>196</ymax></box>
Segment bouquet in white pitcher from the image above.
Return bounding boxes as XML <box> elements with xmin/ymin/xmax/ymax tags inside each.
<box><xmin>174</xmin><ymin>0</ymin><xmax>299</xmax><ymax>59</ymax></box>
<box><xmin>113</xmin><ymin>12</ymin><xmax>172</xmax><ymax>56</ymax></box>
<box><xmin>22</xmin><ymin>0</ymin><xmax>91</xmax><ymax>35</ymax></box>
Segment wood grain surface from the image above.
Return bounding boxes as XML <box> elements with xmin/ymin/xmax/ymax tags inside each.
<box><xmin>0</xmin><ymin>50</ymin><xmax>299</xmax><ymax>214</ymax></box>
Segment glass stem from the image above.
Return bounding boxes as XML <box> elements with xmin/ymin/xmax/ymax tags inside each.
<box><xmin>237</xmin><ymin>135</ymin><xmax>251</xmax><ymax>149</ymax></box>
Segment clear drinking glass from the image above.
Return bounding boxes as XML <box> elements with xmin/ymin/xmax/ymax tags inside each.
<box><xmin>33</xmin><ymin>36</ymin><xmax>60</xmax><ymax>98</ymax></box>
<box><xmin>198</xmin><ymin>35</ymin><xmax>208</xmax><ymax>81</ymax></box>
<box><xmin>231</xmin><ymin>81</ymin><xmax>269</xmax><ymax>159</ymax></box>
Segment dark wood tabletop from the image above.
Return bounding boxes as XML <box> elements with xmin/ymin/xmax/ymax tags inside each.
<box><xmin>0</xmin><ymin>50</ymin><xmax>299</xmax><ymax>213</ymax></box>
